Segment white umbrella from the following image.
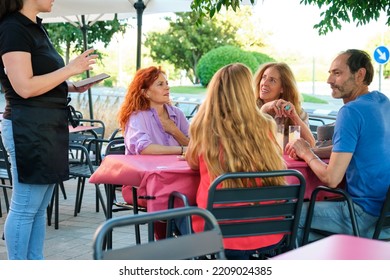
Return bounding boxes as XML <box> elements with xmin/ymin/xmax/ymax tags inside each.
<box><xmin>40</xmin><ymin>0</ymin><xmax>256</xmax><ymax>118</ymax></box>
<box><xmin>41</xmin><ymin>0</ymin><xmax>194</xmax><ymax>69</ymax></box>
<box><xmin>40</xmin><ymin>0</ymin><xmax>192</xmax><ymax>118</ymax></box>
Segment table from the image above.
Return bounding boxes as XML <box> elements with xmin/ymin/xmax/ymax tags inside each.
<box><xmin>89</xmin><ymin>155</ymin><xmax>200</xmax><ymax>217</ymax></box>
<box><xmin>89</xmin><ymin>154</ymin><xmax>331</xmax><ymax>246</ymax></box>
<box><xmin>68</xmin><ymin>125</ymin><xmax>99</xmax><ymax>137</ymax></box>
<box><xmin>272</xmin><ymin>234</ymin><xmax>390</xmax><ymax>259</ymax></box>
<box><xmin>283</xmin><ymin>155</ymin><xmax>332</xmax><ymax>200</ymax></box>
<box><xmin>89</xmin><ymin>154</ymin><xmax>330</xmax><ymax>217</ymax></box>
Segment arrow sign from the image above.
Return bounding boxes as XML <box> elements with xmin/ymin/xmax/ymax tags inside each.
<box><xmin>373</xmin><ymin>46</ymin><xmax>390</xmax><ymax>65</ymax></box>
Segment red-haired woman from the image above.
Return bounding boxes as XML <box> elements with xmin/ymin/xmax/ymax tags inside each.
<box><xmin>118</xmin><ymin>66</ymin><xmax>189</xmax><ymax>155</ymax></box>
<box><xmin>118</xmin><ymin>66</ymin><xmax>189</xmax><ymax>210</ymax></box>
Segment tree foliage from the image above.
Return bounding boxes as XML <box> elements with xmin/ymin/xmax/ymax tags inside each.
<box><xmin>191</xmin><ymin>0</ymin><xmax>256</xmax><ymax>19</ymax></box>
<box><xmin>144</xmin><ymin>12</ymin><xmax>241</xmax><ymax>83</ymax></box>
<box><xmin>44</xmin><ymin>16</ymin><xmax>127</xmax><ymax>64</ymax></box>
<box><xmin>300</xmin><ymin>0</ymin><xmax>390</xmax><ymax>35</ymax></box>
<box><xmin>191</xmin><ymin>0</ymin><xmax>390</xmax><ymax>35</ymax></box>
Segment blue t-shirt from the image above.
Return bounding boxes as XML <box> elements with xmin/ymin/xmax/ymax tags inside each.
<box><xmin>333</xmin><ymin>91</ymin><xmax>390</xmax><ymax>216</ymax></box>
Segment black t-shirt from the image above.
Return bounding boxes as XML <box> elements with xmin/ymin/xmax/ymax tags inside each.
<box><xmin>0</xmin><ymin>12</ymin><xmax>67</xmax><ymax>119</ymax></box>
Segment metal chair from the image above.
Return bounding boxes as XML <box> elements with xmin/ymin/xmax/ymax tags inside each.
<box><xmin>92</xmin><ymin>207</ymin><xmax>226</xmax><ymax>260</ymax></box>
<box><xmin>102</xmin><ymin>138</ymin><xmax>147</xmax><ymax>248</ymax></box>
<box><xmin>302</xmin><ymin>186</ymin><xmax>390</xmax><ymax>245</ymax></box>
<box><xmin>207</xmin><ymin>169</ymin><xmax>306</xmax><ymax>257</ymax></box>
<box><xmin>302</xmin><ymin>186</ymin><xmax>360</xmax><ymax>245</ymax></box>
<box><xmin>68</xmin><ymin>143</ymin><xmax>107</xmax><ymax>217</ymax></box>
<box><xmin>303</xmin><ymin>185</ymin><xmax>390</xmax><ymax>244</ymax></box>
<box><xmin>0</xmin><ymin>136</ymin><xmax>12</xmax><ymax>217</ymax></box>
<box><xmin>373</xmin><ymin>186</ymin><xmax>390</xmax><ymax>240</ymax></box>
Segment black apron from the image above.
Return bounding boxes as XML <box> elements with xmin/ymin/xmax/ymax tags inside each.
<box><xmin>11</xmin><ymin>99</ymin><xmax>70</xmax><ymax>184</ymax></box>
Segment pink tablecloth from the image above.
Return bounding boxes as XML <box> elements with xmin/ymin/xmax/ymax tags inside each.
<box><xmin>68</xmin><ymin>125</ymin><xmax>97</xmax><ymax>134</ymax></box>
<box><xmin>89</xmin><ymin>155</ymin><xmax>200</xmax><ymax>212</ymax></box>
<box><xmin>272</xmin><ymin>234</ymin><xmax>390</xmax><ymax>260</ymax></box>
<box><xmin>89</xmin><ymin>154</ymin><xmax>330</xmax><ymax>212</ymax></box>
<box><xmin>283</xmin><ymin>155</ymin><xmax>332</xmax><ymax>200</ymax></box>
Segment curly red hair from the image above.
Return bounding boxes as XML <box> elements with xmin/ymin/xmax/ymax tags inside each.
<box><xmin>118</xmin><ymin>66</ymin><xmax>165</xmax><ymax>132</ymax></box>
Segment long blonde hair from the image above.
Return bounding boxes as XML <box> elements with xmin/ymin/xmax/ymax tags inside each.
<box><xmin>187</xmin><ymin>63</ymin><xmax>286</xmax><ymax>188</ymax></box>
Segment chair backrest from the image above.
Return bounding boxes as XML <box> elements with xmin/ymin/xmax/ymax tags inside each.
<box><xmin>93</xmin><ymin>207</ymin><xmax>226</xmax><ymax>260</ymax></box>
<box><xmin>78</xmin><ymin>119</ymin><xmax>106</xmax><ymax>139</ymax></box>
<box><xmin>207</xmin><ymin>169</ymin><xmax>306</xmax><ymax>252</ymax></box>
<box><xmin>68</xmin><ymin>143</ymin><xmax>96</xmax><ymax>176</ymax></box>
<box><xmin>373</xmin><ymin>186</ymin><xmax>390</xmax><ymax>240</ymax></box>
<box><xmin>302</xmin><ymin>186</ymin><xmax>361</xmax><ymax>245</ymax></box>
<box><xmin>105</xmin><ymin>138</ymin><xmax>125</xmax><ymax>156</ymax></box>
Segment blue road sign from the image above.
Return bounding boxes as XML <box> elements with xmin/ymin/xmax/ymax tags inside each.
<box><xmin>373</xmin><ymin>46</ymin><xmax>390</xmax><ymax>65</ymax></box>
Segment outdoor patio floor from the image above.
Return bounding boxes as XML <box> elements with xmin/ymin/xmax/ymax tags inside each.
<box><xmin>0</xmin><ymin>179</ymin><xmax>147</xmax><ymax>260</ymax></box>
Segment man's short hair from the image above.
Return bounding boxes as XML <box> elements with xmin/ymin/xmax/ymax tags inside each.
<box><xmin>342</xmin><ymin>49</ymin><xmax>374</xmax><ymax>85</ymax></box>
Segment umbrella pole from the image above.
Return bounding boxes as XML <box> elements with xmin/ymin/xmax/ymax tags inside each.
<box><xmin>81</xmin><ymin>15</ymin><xmax>94</xmax><ymax>119</ymax></box>
<box><xmin>134</xmin><ymin>0</ymin><xmax>146</xmax><ymax>70</ymax></box>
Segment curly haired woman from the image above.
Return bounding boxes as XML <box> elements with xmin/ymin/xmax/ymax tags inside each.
<box><xmin>254</xmin><ymin>62</ymin><xmax>315</xmax><ymax>148</ymax></box>
<box><xmin>118</xmin><ymin>66</ymin><xmax>189</xmax><ymax>210</ymax></box>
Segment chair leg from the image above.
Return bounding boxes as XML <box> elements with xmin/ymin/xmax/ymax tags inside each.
<box><xmin>59</xmin><ymin>182</ymin><xmax>67</xmax><ymax>200</ymax></box>
<box><xmin>94</xmin><ymin>184</ymin><xmax>107</xmax><ymax>217</ymax></box>
<box><xmin>4</xmin><ymin>188</ymin><xmax>9</xmax><ymax>212</ymax></box>
<box><xmin>95</xmin><ymin>187</ymin><xmax>99</xmax><ymax>213</ymax></box>
<box><xmin>54</xmin><ymin>183</ymin><xmax>59</xmax><ymax>230</ymax></box>
<box><xmin>77</xmin><ymin>178</ymin><xmax>86</xmax><ymax>213</ymax></box>
<box><xmin>47</xmin><ymin>190</ymin><xmax>55</xmax><ymax>226</ymax></box>
<box><xmin>0</xmin><ymin>193</ymin><xmax>3</xmax><ymax>218</ymax></box>
<box><xmin>132</xmin><ymin>186</ymin><xmax>141</xmax><ymax>244</ymax></box>
<box><xmin>74</xmin><ymin>178</ymin><xmax>83</xmax><ymax>217</ymax></box>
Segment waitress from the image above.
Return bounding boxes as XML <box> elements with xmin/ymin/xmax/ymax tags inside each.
<box><xmin>0</xmin><ymin>0</ymin><xmax>97</xmax><ymax>259</ymax></box>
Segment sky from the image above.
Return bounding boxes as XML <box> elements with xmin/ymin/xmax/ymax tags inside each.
<box><xmin>135</xmin><ymin>0</ymin><xmax>388</xmax><ymax>63</ymax></box>
<box><xmin>104</xmin><ymin>0</ymin><xmax>389</xmax><ymax>89</ymax></box>
<box><xmin>252</xmin><ymin>0</ymin><xmax>388</xmax><ymax>59</ymax></box>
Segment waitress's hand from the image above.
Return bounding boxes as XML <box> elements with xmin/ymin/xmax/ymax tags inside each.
<box><xmin>68</xmin><ymin>81</ymin><xmax>98</xmax><ymax>93</ymax></box>
<box><xmin>66</xmin><ymin>49</ymin><xmax>98</xmax><ymax>76</ymax></box>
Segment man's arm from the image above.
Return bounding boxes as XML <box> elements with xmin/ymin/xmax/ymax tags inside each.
<box><xmin>286</xmin><ymin>139</ymin><xmax>351</xmax><ymax>188</ymax></box>
<box><xmin>308</xmin><ymin>152</ymin><xmax>352</xmax><ymax>188</ymax></box>
<box><xmin>312</xmin><ymin>145</ymin><xmax>333</xmax><ymax>159</ymax></box>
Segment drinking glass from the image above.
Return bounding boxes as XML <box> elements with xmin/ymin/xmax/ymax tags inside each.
<box><xmin>288</xmin><ymin>125</ymin><xmax>301</xmax><ymax>143</ymax></box>
<box><xmin>276</xmin><ymin>124</ymin><xmax>284</xmax><ymax>149</ymax></box>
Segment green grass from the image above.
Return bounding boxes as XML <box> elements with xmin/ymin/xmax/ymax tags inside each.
<box><xmin>170</xmin><ymin>86</ymin><xmax>328</xmax><ymax>104</ymax></box>
<box><xmin>302</xmin><ymin>94</ymin><xmax>328</xmax><ymax>104</ymax></box>
<box><xmin>170</xmin><ymin>85</ymin><xmax>206</xmax><ymax>94</ymax></box>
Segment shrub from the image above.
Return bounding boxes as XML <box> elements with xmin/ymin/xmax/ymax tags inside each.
<box><xmin>196</xmin><ymin>45</ymin><xmax>259</xmax><ymax>86</ymax></box>
<box><xmin>250</xmin><ymin>51</ymin><xmax>275</xmax><ymax>65</ymax></box>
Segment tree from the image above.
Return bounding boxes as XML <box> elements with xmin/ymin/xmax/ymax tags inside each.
<box><xmin>144</xmin><ymin>12</ymin><xmax>241</xmax><ymax>83</ymax></box>
<box><xmin>44</xmin><ymin>16</ymin><xmax>127</xmax><ymax>64</ymax></box>
<box><xmin>300</xmin><ymin>0</ymin><xmax>390</xmax><ymax>35</ymax></box>
<box><xmin>191</xmin><ymin>0</ymin><xmax>390</xmax><ymax>35</ymax></box>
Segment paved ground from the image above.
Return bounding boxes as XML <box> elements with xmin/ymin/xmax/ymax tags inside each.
<box><xmin>0</xmin><ymin>180</ymin><xmax>146</xmax><ymax>260</ymax></box>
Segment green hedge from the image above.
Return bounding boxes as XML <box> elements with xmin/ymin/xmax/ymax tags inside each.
<box><xmin>196</xmin><ymin>45</ymin><xmax>274</xmax><ymax>86</ymax></box>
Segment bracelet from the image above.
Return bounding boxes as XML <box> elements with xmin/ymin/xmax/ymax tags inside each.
<box><xmin>308</xmin><ymin>156</ymin><xmax>320</xmax><ymax>165</ymax></box>
<box><xmin>180</xmin><ymin>145</ymin><xmax>184</xmax><ymax>155</ymax></box>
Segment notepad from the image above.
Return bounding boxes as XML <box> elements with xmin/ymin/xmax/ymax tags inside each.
<box><xmin>73</xmin><ymin>73</ymin><xmax>110</xmax><ymax>88</ymax></box>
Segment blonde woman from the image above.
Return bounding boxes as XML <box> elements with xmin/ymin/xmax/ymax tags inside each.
<box><xmin>185</xmin><ymin>63</ymin><xmax>286</xmax><ymax>259</ymax></box>
<box><xmin>254</xmin><ymin>62</ymin><xmax>315</xmax><ymax>148</ymax></box>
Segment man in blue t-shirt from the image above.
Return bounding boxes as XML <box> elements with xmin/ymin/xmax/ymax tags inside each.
<box><xmin>286</xmin><ymin>49</ymin><xmax>390</xmax><ymax>244</ymax></box>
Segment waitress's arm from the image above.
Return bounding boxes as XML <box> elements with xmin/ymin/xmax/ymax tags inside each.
<box><xmin>2</xmin><ymin>49</ymin><xmax>97</xmax><ymax>98</ymax></box>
